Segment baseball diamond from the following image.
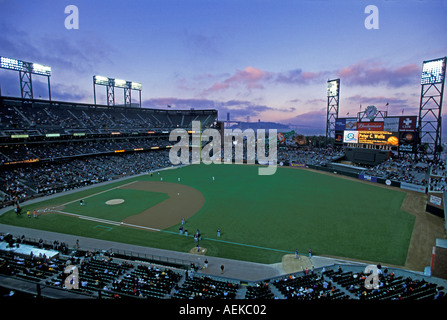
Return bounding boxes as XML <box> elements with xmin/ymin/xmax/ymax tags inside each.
<box><xmin>0</xmin><ymin>163</ymin><xmax>442</xmax><ymax>271</ymax></box>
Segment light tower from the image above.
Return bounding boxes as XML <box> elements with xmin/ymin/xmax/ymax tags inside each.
<box><xmin>326</xmin><ymin>79</ymin><xmax>340</xmax><ymax>147</ymax></box>
<box><xmin>418</xmin><ymin>57</ymin><xmax>446</xmax><ymax>160</ymax></box>
<box><xmin>0</xmin><ymin>56</ymin><xmax>52</xmax><ymax>100</ymax></box>
<box><xmin>93</xmin><ymin>75</ymin><xmax>142</xmax><ymax>107</ymax></box>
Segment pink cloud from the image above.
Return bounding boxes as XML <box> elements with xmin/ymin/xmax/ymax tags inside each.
<box><xmin>208</xmin><ymin>82</ymin><xmax>230</xmax><ymax>91</ymax></box>
<box><xmin>230</xmin><ymin>66</ymin><xmax>270</xmax><ymax>86</ymax></box>
<box><xmin>337</xmin><ymin>60</ymin><xmax>419</xmax><ymax>88</ymax></box>
<box><xmin>204</xmin><ymin>66</ymin><xmax>272</xmax><ymax>94</ymax></box>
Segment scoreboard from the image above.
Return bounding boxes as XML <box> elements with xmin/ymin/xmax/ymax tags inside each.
<box><xmin>335</xmin><ymin>116</ymin><xmax>418</xmax><ymax>153</ymax></box>
<box><xmin>358</xmin><ymin>131</ymin><xmax>399</xmax><ymax>146</ymax></box>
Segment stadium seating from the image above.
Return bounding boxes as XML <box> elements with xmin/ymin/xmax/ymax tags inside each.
<box><xmin>359</xmin><ymin>156</ymin><xmax>428</xmax><ymax>186</ymax></box>
<box><xmin>272</xmin><ymin>273</ymin><xmax>347</xmax><ymax>300</ymax></box>
<box><xmin>172</xmin><ymin>275</ymin><xmax>239</xmax><ymax>299</ymax></box>
<box><xmin>0</xmin><ymin>149</ymin><xmax>173</xmax><ymax>208</ymax></box>
<box><xmin>0</xmin><ymin>97</ymin><xmax>217</xmax><ymax>135</ymax></box>
<box><xmin>244</xmin><ymin>281</ymin><xmax>275</xmax><ymax>299</ymax></box>
<box><xmin>323</xmin><ymin>267</ymin><xmax>442</xmax><ymax>300</ymax></box>
<box><xmin>0</xmin><ymin>234</ymin><xmax>446</xmax><ymax>300</ymax></box>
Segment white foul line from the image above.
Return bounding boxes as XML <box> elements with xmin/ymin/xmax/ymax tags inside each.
<box><xmin>54</xmin><ymin>210</ymin><xmax>161</xmax><ymax>232</ymax></box>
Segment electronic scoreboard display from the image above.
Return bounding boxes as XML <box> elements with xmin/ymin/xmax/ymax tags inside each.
<box><xmin>358</xmin><ymin>131</ymin><xmax>399</xmax><ymax>146</ymax></box>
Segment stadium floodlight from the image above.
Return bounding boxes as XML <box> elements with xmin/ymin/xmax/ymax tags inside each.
<box><xmin>93</xmin><ymin>75</ymin><xmax>109</xmax><ymax>85</ymax></box>
<box><xmin>130</xmin><ymin>82</ymin><xmax>142</xmax><ymax>91</ymax></box>
<box><xmin>0</xmin><ymin>56</ymin><xmax>52</xmax><ymax>100</ymax></box>
<box><xmin>0</xmin><ymin>56</ymin><xmax>51</xmax><ymax>76</ymax></box>
<box><xmin>421</xmin><ymin>58</ymin><xmax>446</xmax><ymax>85</ymax></box>
<box><xmin>327</xmin><ymin>79</ymin><xmax>339</xmax><ymax>97</ymax></box>
<box><xmin>93</xmin><ymin>75</ymin><xmax>142</xmax><ymax>107</ymax></box>
<box><xmin>31</xmin><ymin>63</ymin><xmax>52</xmax><ymax>76</ymax></box>
<box><xmin>114</xmin><ymin>78</ymin><xmax>127</xmax><ymax>88</ymax></box>
<box><xmin>0</xmin><ymin>57</ymin><xmax>24</xmax><ymax>72</ymax></box>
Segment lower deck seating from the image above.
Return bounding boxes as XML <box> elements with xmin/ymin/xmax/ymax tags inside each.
<box><xmin>172</xmin><ymin>276</ymin><xmax>239</xmax><ymax>299</ymax></box>
<box><xmin>0</xmin><ymin>236</ymin><xmax>446</xmax><ymax>300</ymax></box>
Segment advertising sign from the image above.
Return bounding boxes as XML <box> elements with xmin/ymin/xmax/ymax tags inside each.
<box><xmin>384</xmin><ymin>117</ymin><xmax>399</xmax><ymax>132</ymax></box>
<box><xmin>398</xmin><ymin>116</ymin><xmax>417</xmax><ymax>132</ymax></box>
<box><xmin>359</xmin><ymin>174</ymin><xmax>378</xmax><ymax>183</ymax></box>
<box><xmin>401</xmin><ymin>182</ymin><xmax>426</xmax><ymax>193</ymax></box>
<box><xmin>345</xmin><ymin>118</ymin><xmax>358</xmax><ymax>130</ymax></box>
<box><xmin>428</xmin><ymin>193</ymin><xmax>443</xmax><ymax>208</ymax></box>
<box><xmin>399</xmin><ymin>132</ymin><xmax>417</xmax><ymax>153</ymax></box>
<box><xmin>357</xmin><ymin>122</ymin><xmax>384</xmax><ymax>131</ymax></box>
<box><xmin>335</xmin><ymin>118</ymin><xmax>346</xmax><ymax>131</ymax></box>
<box><xmin>335</xmin><ymin>131</ymin><xmax>344</xmax><ymax>145</ymax></box>
<box><xmin>343</xmin><ymin>131</ymin><xmax>359</xmax><ymax>143</ymax></box>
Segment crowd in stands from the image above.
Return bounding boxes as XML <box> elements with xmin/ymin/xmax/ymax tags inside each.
<box><xmin>429</xmin><ymin>177</ymin><xmax>446</xmax><ymax>192</ymax></box>
<box><xmin>359</xmin><ymin>155</ymin><xmax>428</xmax><ymax>186</ymax></box>
<box><xmin>0</xmin><ymin>233</ymin><xmax>445</xmax><ymax>300</ymax></box>
<box><xmin>0</xmin><ymin>149</ymin><xmax>173</xmax><ymax>207</ymax></box>
<box><xmin>172</xmin><ymin>275</ymin><xmax>239</xmax><ymax>299</ymax></box>
<box><xmin>112</xmin><ymin>264</ymin><xmax>182</xmax><ymax>298</ymax></box>
<box><xmin>272</xmin><ymin>272</ymin><xmax>346</xmax><ymax>300</ymax></box>
<box><xmin>278</xmin><ymin>147</ymin><xmax>344</xmax><ymax>166</ymax></box>
<box><xmin>428</xmin><ymin>160</ymin><xmax>447</xmax><ymax>192</ymax></box>
<box><xmin>0</xmin><ymin>101</ymin><xmax>217</xmax><ymax>135</ymax></box>
<box><xmin>359</xmin><ymin>155</ymin><xmax>447</xmax><ymax>192</ymax></box>
<box><xmin>324</xmin><ymin>266</ymin><xmax>444</xmax><ymax>300</ymax></box>
<box><xmin>0</xmin><ymin>137</ymin><xmax>171</xmax><ymax>164</ymax></box>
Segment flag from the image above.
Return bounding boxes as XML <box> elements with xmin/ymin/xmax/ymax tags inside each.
<box><xmin>385</xmin><ymin>102</ymin><xmax>389</xmax><ymax>106</ymax></box>
<box><xmin>346</xmin><ymin>112</ymin><xmax>349</xmax><ymax>115</ymax></box>
<box><xmin>167</xmin><ymin>105</ymin><xmax>172</xmax><ymax>108</ymax></box>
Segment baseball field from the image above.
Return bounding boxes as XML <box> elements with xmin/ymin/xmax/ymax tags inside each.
<box><xmin>0</xmin><ymin>163</ymin><xmax>422</xmax><ymax>267</ymax></box>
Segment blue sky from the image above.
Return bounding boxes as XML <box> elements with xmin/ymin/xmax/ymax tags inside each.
<box><xmin>0</xmin><ymin>0</ymin><xmax>446</xmax><ymax>134</ymax></box>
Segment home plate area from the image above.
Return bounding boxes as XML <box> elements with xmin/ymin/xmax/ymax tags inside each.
<box><xmin>189</xmin><ymin>246</ymin><xmax>207</xmax><ymax>255</ymax></box>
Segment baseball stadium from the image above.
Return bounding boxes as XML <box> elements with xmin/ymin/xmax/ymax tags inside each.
<box><xmin>1</xmin><ymin>67</ymin><xmax>447</xmax><ymax>303</ymax></box>
<box><xmin>1</xmin><ymin>3</ymin><xmax>447</xmax><ymax>309</ymax></box>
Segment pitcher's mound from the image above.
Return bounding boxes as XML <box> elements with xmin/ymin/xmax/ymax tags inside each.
<box><xmin>189</xmin><ymin>247</ymin><xmax>207</xmax><ymax>255</ymax></box>
<box><xmin>106</xmin><ymin>199</ymin><xmax>125</xmax><ymax>205</ymax></box>
<box><xmin>282</xmin><ymin>254</ymin><xmax>312</xmax><ymax>273</ymax></box>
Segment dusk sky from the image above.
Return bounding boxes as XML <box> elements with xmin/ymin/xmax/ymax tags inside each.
<box><xmin>0</xmin><ymin>0</ymin><xmax>446</xmax><ymax>134</ymax></box>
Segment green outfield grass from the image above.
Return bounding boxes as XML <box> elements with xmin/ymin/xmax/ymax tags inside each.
<box><xmin>0</xmin><ymin>164</ymin><xmax>415</xmax><ymax>265</ymax></box>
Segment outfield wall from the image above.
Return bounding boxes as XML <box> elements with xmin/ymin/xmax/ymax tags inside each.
<box><xmin>288</xmin><ymin>162</ymin><xmax>425</xmax><ymax>193</ymax></box>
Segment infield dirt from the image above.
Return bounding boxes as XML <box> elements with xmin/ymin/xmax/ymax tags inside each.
<box><xmin>120</xmin><ymin>181</ymin><xmax>205</xmax><ymax>230</ymax></box>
